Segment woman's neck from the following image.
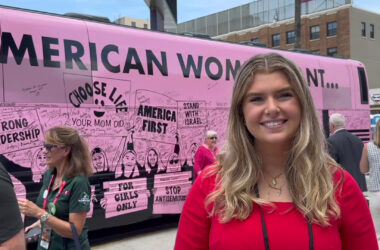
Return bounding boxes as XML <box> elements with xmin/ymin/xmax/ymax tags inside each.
<box><xmin>55</xmin><ymin>162</ymin><xmax>67</xmax><ymax>179</ymax></box>
<box><xmin>255</xmin><ymin>143</ymin><xmax>290</xmax><ymax>175</ymax></box>
<box><xmin>204</xmin><ymin>143</ymin><xmax>214</xmax><ymax>151</ymax></box>
<box><xmin>124</xmin><ymin>165</ymin><xmax>137</xmax><ymax>177</ymax></box>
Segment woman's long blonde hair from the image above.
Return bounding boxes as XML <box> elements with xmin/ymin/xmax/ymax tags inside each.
<box><xmin>45</xmin><ymin>126</ymin><xmax>93</xmax><ymax>178</ymax></box>
<box><xmin>206</xmin><ymin>53</ymin><xmax>342</xmax><ymax>226</ymax></box>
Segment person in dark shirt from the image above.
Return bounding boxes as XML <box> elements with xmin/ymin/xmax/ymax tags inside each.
<box><xmin>0</xmin><ymin>149</ymin><xmax>46</xmax><ymax>227</ymax></box>
<box><xmin>0</xmin><ymin>163</ymin><xmax>25</xmax><ymax>249</ymax></box>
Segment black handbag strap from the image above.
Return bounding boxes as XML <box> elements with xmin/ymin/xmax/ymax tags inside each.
<box><xmin>70</xmin><ymin>223</ymin><xmax>81</xmax><ymax>250</ymax></box>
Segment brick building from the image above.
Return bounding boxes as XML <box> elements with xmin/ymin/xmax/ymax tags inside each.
<box><xmin>221</xmin><ymin>6</ymin><xmax>350</xmax><ymax>58</ymax></box>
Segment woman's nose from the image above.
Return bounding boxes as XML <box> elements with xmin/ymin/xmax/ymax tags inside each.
<box><xmin>264</xmin><ymin>98</ymin><xmax>280</xmax><ymax>115</ymax></box>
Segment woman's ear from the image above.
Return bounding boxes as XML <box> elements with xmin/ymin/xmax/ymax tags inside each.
<box><xmin>64</xmin><ymin>146</ymin><xmax>72</xmax><ymax>157</ymax></box>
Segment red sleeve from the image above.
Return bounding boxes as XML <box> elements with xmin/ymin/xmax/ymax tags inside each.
<box><xmin>336</xmin><ymin>170</ymin><xmax>379</xmax><ymax>250</ymax></box>
<box><xmin>193</xmin><ymin>147</ymin><xmax>204</xmax><ymax>178</ymax></box>
<box><xmin>175</xmin><ymin>170</ymin><xmax>214</xmax><ymax>250</ymax></box>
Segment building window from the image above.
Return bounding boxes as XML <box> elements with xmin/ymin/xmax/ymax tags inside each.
<box><xmin>370</xmin><ymin>24</ymin><xmax>375</xmax><ymax>38</ymax></box>
<box><xmin>286</xmin><ymin>31</ymin><xmax>295</xmax><ymax>44</ymax></box>
<box><xmin>251</xmin><ymin>38</ymin><xmax>259</xmax><ymax>43</ymax></box>
<box><xmin>310</xmin><ymin>25</ymin><xmax>320</xmax><ymax>40</ymax></box>
<box><xmin>327</xmin><ymin>47</ymin><xmax>338</xmax><ymax>57</ymax></box>
<box><xmin>327</xmin><ymin>21</ymin><xmax>337</xmax><ymax>36</ymax></box>
<box><xmin>131</xmin><ymin>21</ymin><xmax>136</xmax><ymax>27</ymax></box>
<box><xmin>361</xmin><ymin>22</ymin><xmax>366</xmax><ymax>37</ymax></box>
<box><xmin>311</xmin><ymin>50</ymin><xmax>320</xmax><ymax>55</ymax></box>
<box><xmin>272</xmin><ymin>33</ymin><xmax>280</xmax><ymax>47</ymax></box>
<box><xmin>144</xmin><ymin>23</ymin><xmax>148</xmax><ymax>29</ymax></box>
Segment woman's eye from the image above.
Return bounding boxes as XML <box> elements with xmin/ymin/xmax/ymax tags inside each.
<box><xmin>279</xmin><ymin>92</ymin><xmax>293</xmax><ymax>99</ymax></box>
<box><xmin>249</xmin><ymin>97</ymin><xmax>262</xmax><ymax>103</ymax></box>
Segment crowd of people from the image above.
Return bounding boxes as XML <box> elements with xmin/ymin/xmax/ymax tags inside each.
<box><xmin>0</xmin><ymin>53</ymin><xmax>379</xmax><ymax>249</ymax></box>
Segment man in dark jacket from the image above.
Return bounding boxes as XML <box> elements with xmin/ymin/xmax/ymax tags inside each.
<box><xmin>327</xmin><ymin>113</ymin><xmax>367</xmax><ymax>191</ymax></box>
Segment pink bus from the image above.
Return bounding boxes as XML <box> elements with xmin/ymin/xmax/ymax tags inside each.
<box><xmin>0</xmin><ymin>5</ymin><xmax>370</xmax><ymax>238</ymax></box>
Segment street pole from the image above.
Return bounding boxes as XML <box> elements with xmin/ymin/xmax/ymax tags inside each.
<box><xmin>295</xmin><ymin>0</ymin><xmax>301</xmax><ymax>49</ymax></box>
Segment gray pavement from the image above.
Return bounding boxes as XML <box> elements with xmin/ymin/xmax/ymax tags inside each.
<box><xmin>92</xmin><ymin>227</ymin><xmax>177</xmax><ymax>250</ymax></box>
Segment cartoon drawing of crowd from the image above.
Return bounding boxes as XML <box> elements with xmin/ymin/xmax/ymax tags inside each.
<box><xmin>0</xmin><ymin>86</ymin><xmax>229</xmax><ymax>228</ymax></box>
<box><xmin>85</xmin><ymin>121</ymin><xmax>198</xmax><ymax>220</ymax></box>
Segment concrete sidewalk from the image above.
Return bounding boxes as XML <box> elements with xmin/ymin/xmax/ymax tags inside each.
<box><xmin>92</xmin><ymin>227</ymin><xmax>177</xmax><ymax>250</ymax></box>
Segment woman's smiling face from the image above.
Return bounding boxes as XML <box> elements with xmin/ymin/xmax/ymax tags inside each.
<box><xmin>123</xmin><ymin>151</ymin><xmax>136</xmax><ymax>167</ymax></box>
<box><xmin>242</xmin><ymin>71</ymin><xmax>301</xmax><ymax>148</ymax></box>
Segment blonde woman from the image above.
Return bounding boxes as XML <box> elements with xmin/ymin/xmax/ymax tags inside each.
<box><xmin>175</xmin><ymin>53</ymin><xmax>378</xmax><ymax>249</ymax></box>
<box><xmin>360</xmin><ymin>119</ymin><xmax>380</xmax><ymax>242</ymax></box>
<box><xmin>18</xmin><ymin>126</ymin><xmax>93</xmax><ymax>250</ymax></box>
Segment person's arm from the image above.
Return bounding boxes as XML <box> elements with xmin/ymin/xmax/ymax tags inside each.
<box><xmin>0</xmin><ymin>154</ymin><xmax>33</xmax><ymax>184</ymax></box>
<box><xmin>359</xmin><ymin>144</ymin><xmax>369</xmax><ymax>174</ymax></box>
<box><xmin>19</xmin><ymin>176</ymin><xmax>91</xmax><ymax>239</ymax></box>
<box><xmin>18</xmin><ymin>199</ymin><xmax>88</xmax><ymax>239</ymax></box>
<box><xmin>25</xmin><ymin>220</ymin><xmax>40</xmax><ymax>233</ymax></box>
<box><xmin>338</xmin><ymin>171</ymin><xmax>378</xmax><ymax>249</ymax></box>
<box><xmin>0</xmin><ymin>229</ymin><xmax>25</xmax><ymax>250</ymax></box>
<box><xmin>44</xmin><ymin>211</ymin><xmax>87</xmax><ymax>238</ymax></box>
<box><xmin>175</xmin><ymin>172</ymin><xmax>212</xmax><ymax>250</ymax></box>
<box><xmin>193</xmin><ymin>147</ymin><xmax>204</xmax><ymax>178</ymax></box>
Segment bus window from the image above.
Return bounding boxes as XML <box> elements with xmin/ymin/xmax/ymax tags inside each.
<box><xmin>358</xmin><ymin>67</ymin><xmax>369</xmax><ymax>104</ymax></box>
<box><xmin>322</xmin><ymin>110</ymin><xmax>330</xmax><ymax>138</ymax></box>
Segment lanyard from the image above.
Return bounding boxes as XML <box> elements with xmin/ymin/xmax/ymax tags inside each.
<box><xmin>43</xmin><ymin>175</ymin><xmax>67</xmax><ymax>210</ymax></box>
<box><xmin>254</xmin><ymin>184</ymin><xmax>314</xmax><ymax>250</ymax></box>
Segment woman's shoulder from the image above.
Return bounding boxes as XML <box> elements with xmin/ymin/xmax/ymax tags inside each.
<box><xmin>196</xmin><ymin>145</ymin><xmax>206</xmax><ymax>151</ymax></box>
<box><xmin>366</xmin><ymin>141</ymin><xmax>380</xmax><ymax>151</ymax></box>
<box><xmin>194</xmin><ymin>164</ymin><xmax>218</xmax><ymax>193</ymax></box>
<box><xmin>332</xmin><ymin>167</ymin><xmax>363</xmax><ymax>201</ymax></box>
<box><xmin>67</xmin><ymin>174</ymin><xmax>90</xmax><ymax>184</ymax></box>
<box><xmin>332</xmin><ymin>167</ymin><xmax>351</xmax><ymax>187</ymax></box>
<box><xmin>42</xmin><ymin>169</ymin><xmax>53</xmax><ymax>179</ymax></box>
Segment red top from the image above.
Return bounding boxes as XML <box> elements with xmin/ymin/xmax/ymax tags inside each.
<box><xmin>175</xmin><ymin>168</ymin><xmax>378</xmax><ymax>250</ymax></box>
<box><xmin>193</xmin><ymin>145</ymin><xmax>218</xmax><ymax>179</ymax></box>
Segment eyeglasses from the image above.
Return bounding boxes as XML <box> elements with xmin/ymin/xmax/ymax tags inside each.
<box><xmin>43</xmin><ymin>143</ymin><xmax>63</xmax><ymax>152</ymax></box>
<box><xmin>208</xmin><ymin>136</ymin><xmax>217</xmax><ymax>140</ymax></box>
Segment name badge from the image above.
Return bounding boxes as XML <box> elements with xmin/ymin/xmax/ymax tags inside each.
<box><xmin>40</xmin><ymin>224</ymin><xmax>52</xmax><ymax>249</ymax></box>
<box><xmin>43</xmin><ymin>189</ymin><xmax>48</xmax><ymax>199</ymax></box>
